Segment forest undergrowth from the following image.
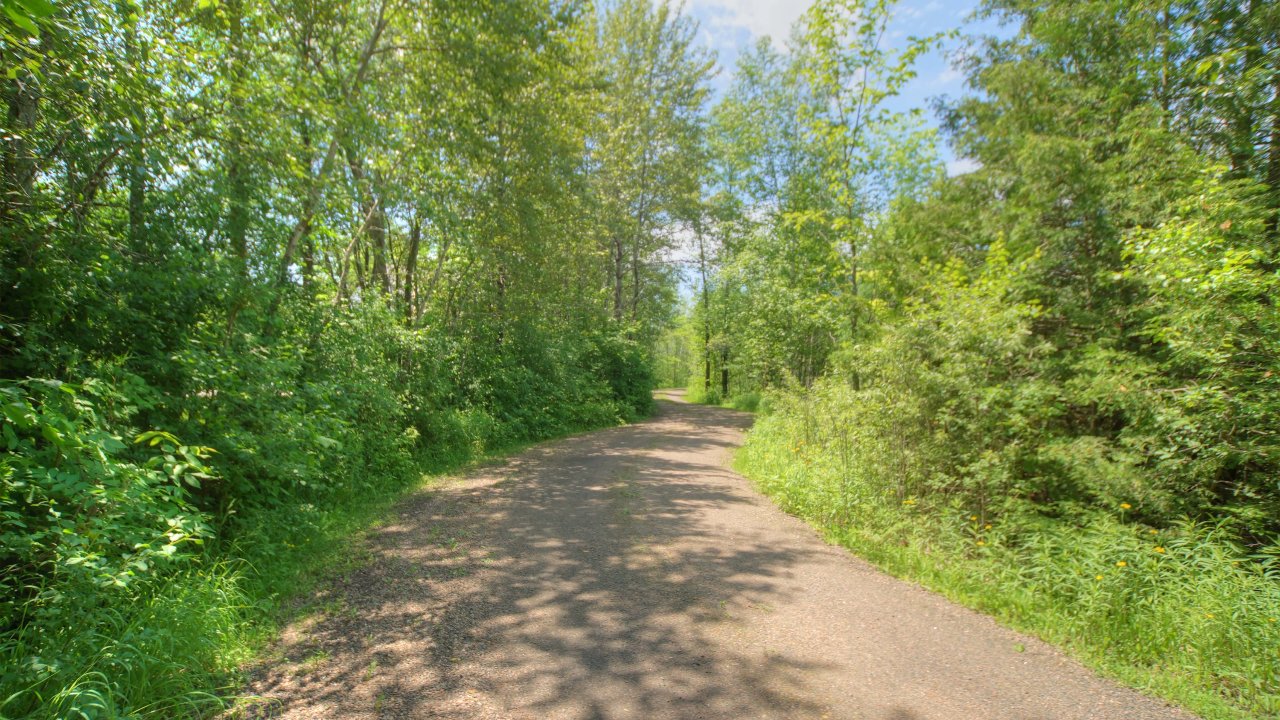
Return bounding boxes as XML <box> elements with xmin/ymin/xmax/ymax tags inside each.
<box><xmin>664</xmin><ymin>0</ymin><xmax>1280</xmax><ymax>716</ymax></box>
<box><xmin>0</xmin><ymin>308</ymin><xmax>652</xmax><ymax>719</ymax></box>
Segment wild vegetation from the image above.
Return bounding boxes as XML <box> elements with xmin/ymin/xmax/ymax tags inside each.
<box><xmin>0</xmin><ymin>0</ymin><xmax>708</xmax><ymax>716</ymax></box>
<box><xmin>4</xmin><ymin>0</ymin><xmax>1279</xmax><ymax>717</ymax></box>
<box><xmin>672</xmin><ymin>0</ymin><xmax>1280</xmax><ymax>717</ymax></box>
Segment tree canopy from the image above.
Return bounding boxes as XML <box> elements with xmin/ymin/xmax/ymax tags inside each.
<box><xmin>3</xmin><ymin>0</ymin><xmax>1280</xmax><ymax>717</ymax></box>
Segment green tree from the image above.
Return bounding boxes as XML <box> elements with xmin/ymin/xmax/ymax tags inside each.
<box><xmin>592</xmin><ymin>0</ymin><xmax>713</xmax><ymax>339</ymax></box>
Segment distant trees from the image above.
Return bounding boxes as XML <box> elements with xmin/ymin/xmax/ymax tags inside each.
<box><xmin>592</xmin><ymin>0</ymin><xmax>713</xmax><ymax>337</ymax></box>
<box><xmin>694</xmin><ymin>0</ymin><xmax>1280</xmax><ymax>531</ymax></box>
<box><xmin>692</xmin><ymin>0</ymin><xmax>942</xmax><ymax>392</ymax></box>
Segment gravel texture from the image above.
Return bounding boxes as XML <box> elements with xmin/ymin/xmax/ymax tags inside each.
<box><xmin>236</xmin><ymin>393</ymin><xmax>1194</xmax><ymax>720</ymax></box>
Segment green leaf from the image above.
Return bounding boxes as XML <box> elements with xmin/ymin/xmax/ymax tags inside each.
<box><xmin>4</xmin><ymin>6</ymin><xmax>39</xmax><ymax>34</ymax></box>
<box><xmin>40</xmin><ymin>423</ymin><xmax>62</xmax><ymax>444</ymax></box>
<box><xmin>15</xmin><ymin>0</ymin><xmax>54</xmax><ymax>19</ymax></box>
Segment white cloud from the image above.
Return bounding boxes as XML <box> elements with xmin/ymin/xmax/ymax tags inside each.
<box><xmin>688</xmin><ymin>0</ymin><xmax>812</xmax><ymax>45</ymax></box>
<box><xmin>946</xmin><ymin>157</ymin><xmax>981</xmax><ymax>176</ymax></box>
<box><xmin>934</xmin><ymin>65</ymin><xmax>963</xmax><ymax>85</ymax></box>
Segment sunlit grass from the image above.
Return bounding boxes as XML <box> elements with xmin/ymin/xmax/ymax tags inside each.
<box><xmin>737</xmin><ymin>410</ymin><xmax>1280</xmax><ymax>720</ymax></box>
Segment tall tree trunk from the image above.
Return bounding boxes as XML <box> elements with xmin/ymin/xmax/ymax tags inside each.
<box><xmin>422</xmin><ymin>230</ymin><xmax>452</xmax><ymax>313</ymax></box>
<box><xmin>612</xmin><ymin>235</ymin><xmax>625</xmax><ymax>321</ymax></box>
<box><xmin>127</xmin><ymin>128</ymin><xmax>146</xmax><ymax>249</ymax></box>
<box><xmin>333</xmin><ymin>187</ymin><xmax>389</xmax><ymax>304</ymax></box>
<box><xmin>120</xmin><ymin>3</ymin><xmax>148</xmax><ymax>252</ymax></box>
<box><xmin>628</xmin><ymin>37</ymin><xmax>661</xmax><ymax>322</ymax></box>
<box><xmin>630</xmin><ymin>156</ymin><xmax>651</xmax><ymax>320</ymax></box>
<box><xmin>344</xmin><ymin>148</ymin><xmax>390</xmax><ymax>295</ymax></box>
<box><xmin>1157</xmin><ymin>4</ymin><xmax>1172</xmax><ymax>121</ymax></box>
<box><xmin>2</xmin><ymin>72</ymin><xmax>38</xmax><ymax>223</ymax></box>
<box><xmin>720</xmin><ymin>348</ymin><xmax>729</xmax><ymax>398</ymax></box>
<box><xmin>371</xmin><ymin>208</ymin><xmax>389</xmax><ymax>296</ymax></box>
<box><xmin>697</xmin><ymin>223</ymin><xmax>711</xmax><ymax>393</ymax></box>
<box><xmin>356</xmin><ymin>245</ymin><xmax>367</xmax><ymax>293</ymax></box>
<box><xmin>1230</xmin><ymin>0</ymin><xmax>1260</xmax><ymax>177</ymax></box>
<box><xmin>274</xmin><ymin>0</ymin><xmax>391</xmax><ymax>303</ymax></box>
<box><xmin>630</xmin><ymin>198</ymin><xmax>645</xmax><ymax>319</ymax></box>
<box><xmin>221</xmin><ymin>0</ymin><xmax>251</xmax><ymax>345</ymax></box>
<box><xmin>631</xmin><ymin>229</ymin><xmax>641</xmax><ymax>318</ymax></box>
<box><xmin>849</xmin><ymin>236</ymin><xmax>859</xmax><ymax>338</ymax></box>
<box><xmin>404</xmin><ymin>215</ymin><xmax>421</xmax><ymax>324</ymax></box>
<box><xmin>303</xmin><ymin>235</ymin><xmax>316</xmax><ymax>292</ymax></box>
<box><xmin>298</xmin><ymin>24</ymin><xmax>316</xmax><ymax>293</ymax></box>
<box><xmin>226</xmin><ymin>0</ymin><xmax>250</xmax><ymax>273</ymax></box>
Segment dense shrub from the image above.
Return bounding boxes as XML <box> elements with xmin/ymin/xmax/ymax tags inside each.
<box><xmin>736</xmin><ymin>230</ymin><xmax>1280</xmax><ymax>717</ymax></box>
<box><xmin>0</xmin><ymin>379</ymin><xmax>235</xmax><ymax>717</ymax></box>
<box><xmin>0</xmin><ymin>298</ymin><xmax>652</xmax><ymax>717</ymax></box>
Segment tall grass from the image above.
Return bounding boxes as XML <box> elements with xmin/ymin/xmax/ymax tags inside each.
<box><xmin>0</xmin><ymin>565</ymin><xmax>251</xmax><ymax>719</ymax></box>
<box><xmin>738</xmin><ymin>408</ymin><xmax>1280</xmax><ymax>720</ymax></box>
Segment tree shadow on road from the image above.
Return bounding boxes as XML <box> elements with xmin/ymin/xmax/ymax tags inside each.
<box><xmin>239</xmin><ymin>402</ymin><xmax>911</xmax><ymax>720</ymax></box>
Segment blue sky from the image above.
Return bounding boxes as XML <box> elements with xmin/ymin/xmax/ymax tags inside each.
<box><xmin>683</xmin><ymin>0</ymin><xmax>1014</xmax><ymax>175</ymax></box>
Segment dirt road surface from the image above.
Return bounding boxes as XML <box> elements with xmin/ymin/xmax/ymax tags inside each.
<box><xmin>242</xmin><ymin>393</ymin><xmax>1192</xmax><ymax>720</ymax></box>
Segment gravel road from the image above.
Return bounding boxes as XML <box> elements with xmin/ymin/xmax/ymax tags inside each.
<box><xmin>241</xmin><ymin>393</ymin><xmax>1192</xmax><ymax>720</ymax></box>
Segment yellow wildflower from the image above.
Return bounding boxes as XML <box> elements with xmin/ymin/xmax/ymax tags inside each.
<box><xmin>1120</xmin><ymin>503</ymin><xmax>1131</xmax><ymax>510</ymax></box>
<box><xmin>1154</xmin><ymin>546</ymin><xmax>1165</xmax><ymax>553</ymax></box>
<box><xmin>970</xmin><ymin>515</ymin><xmax>978</xmax><ymax>521</ymax></box>
<box><xmin>1095</xmin><ymin>574</ymin><xmax>1104</xmax><ymax>580</ymax></box>
<box><xmin>976</xmin><ymin>540</ymin><xmax>986</xmax><ymax>546</ymax></box>
<box><xmin>1116</xmin><ymin>561</ymin><xmax>1127</xmax><ymax>567</ymax></box>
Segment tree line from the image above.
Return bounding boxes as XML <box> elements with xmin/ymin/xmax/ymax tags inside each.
<box><xmin>0</xmin><ymin>0</ymin><xmax>711</xmax><ymax>716</ymax></box>
<box><xmin>671</xmin><ymin>0</ymin><xmax>1280</xmax><ymax>716</ymax></box>
<box><xmin>4</xmin><ymin>0</ymin><xmax>1280</xmax><ymax>716</ymax></box>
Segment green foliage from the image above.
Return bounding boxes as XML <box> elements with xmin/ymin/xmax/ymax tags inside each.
<box><xmin>583</xmin><ymin>330</ymin><xmax>655</xmax><ymax>421</ymax></box>
<box><xmin>0</xmin><ymin>379</ymin><xmax>211</xmax><ymax>624</ymax></box>
<box><xmin>1120</xmin><ymin>173</ymin><xmax>1280</xmax><ymax>532</ymax></box>
<box><xmin>5</xmin><ymin>0</ymin><xmax>1279</xmax><ymax>717</ymax></box>
<box><xmin>0</xmin><ymin>304</ymin><xmax>652</xmax><ymax>718</ymax></box>
<box><xmin>684</xmin><ymin>382</ymin><xmax>720</xmax><ymax>407</ymax></box>
<box><xmin>1</xmin><ymin>0</ymin><xmax>674</xmax><ymax>714</ymax></box>
<box><xmin>736</xmin><ymin>241</ymin><xmax>1280</xmax><ymax>713</ymax></box>
<box><xmin>707</xmin><ymin>0</ymin><xmax>1280</xmax><ymax>715</ymax></box>
<box><xmin>0</xmin><ymin>379</ymin><xmax>243</xmax><ymax>718</ymax></box>
<box><xmin>741</xmin><ymin>409</ymin><xmax>1280</xmax><ymax>717</ymax></box>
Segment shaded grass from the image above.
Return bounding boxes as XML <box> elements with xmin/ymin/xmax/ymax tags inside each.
<box><xmin>735</xmin><ymin>411</ymin><xmax>1280</xmax><ymax>720</ymax></box>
